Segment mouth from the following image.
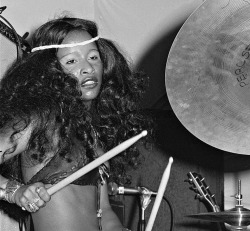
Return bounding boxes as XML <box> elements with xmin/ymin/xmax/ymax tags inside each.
<box><xmin>80</xmin><ymin>78</ymin><xmax>98</xmax><ymax>89</ymax></box>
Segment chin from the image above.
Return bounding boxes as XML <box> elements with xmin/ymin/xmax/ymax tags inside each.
<box><xmin>81</xmin><ymin>91</ymin><xmax>99</xmax><ymax>101</ymax></box>
<box><xmin>81</xmin><ymin>86</ymin><xmax>101</xmax><ymax>101</ymax></box>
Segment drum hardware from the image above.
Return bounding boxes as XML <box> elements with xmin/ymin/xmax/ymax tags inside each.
<box><xmin>139</xmin><ymin>187</ymin><xmax>155</xmax><ymax>231</ymax></box>
<box><xmin>188</xmin><ymin>180</ymin><xmax>250</xmax><ymax>230</ymax></box>
<box><xmin>108</xmin><ymin>182</ymin><xmax>156</xmax><ymax>231</ymax></box>
<box><xmin>108</xmin><ymin>182</ymin><xmax>157</xmax><ymax>196</ymax></box>
<box><xmin>108</xmin><ymin>158</ymin><xmax>174</xmax><ymax>231</ymax></box>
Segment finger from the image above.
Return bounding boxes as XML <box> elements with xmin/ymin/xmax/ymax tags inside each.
<box><xmin>35</xmin><ymin>186</ymin><xmax>51</xmax><ymax>202</ymax></box>
<box><xmin>26</xmin><ymin>202</ymin><xmax>39</xmax><ymax>213</ymax></box>
<box><xmin>33</xmin><ymin>196</ymin><xmax>46</xmax><ymax>208</ymax></box>
<box><xmin>19</xmin><ymin>194</ymin><xmax>29</xmax><ymax>208</ymax></box>
<box><xmin>21</xmin><ymin>201</ymin><xmax>37</xmax><ymax>213</ymax></box>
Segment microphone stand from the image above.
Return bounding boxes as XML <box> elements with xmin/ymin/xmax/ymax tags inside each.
<box><xmin>138</xmin><ymin>187</ymin><xmax>155</xmax><ymax>231</ymax></box>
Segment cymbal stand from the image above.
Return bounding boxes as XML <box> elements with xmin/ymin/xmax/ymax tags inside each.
<box><xmin>230</xmin><ymin>180</ymin><xmax>248</xmax><ymax>231</ymax></box>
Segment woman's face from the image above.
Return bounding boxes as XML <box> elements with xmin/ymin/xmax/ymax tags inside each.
<box><xmin>57</xmin><ymin>30</ymin><xmax>103</xmax><ymax>106</ymax></box>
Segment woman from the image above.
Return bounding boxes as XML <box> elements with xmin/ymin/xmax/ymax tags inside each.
<box><xmin>0</xmin><ymin>17</ymin><xmax>152</xmax><ymax>231</ymax></box>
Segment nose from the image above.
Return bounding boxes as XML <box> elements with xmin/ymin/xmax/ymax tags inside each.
<box><xmin>80</xmin><ymin>60</ymin><xmax>94</xmax><ymax>75</ymax></box>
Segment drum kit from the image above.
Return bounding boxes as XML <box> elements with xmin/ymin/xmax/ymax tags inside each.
<box><xmin>165</xmin><ymin>0</ymin><xmax>250</xmax><ymax>230</ymax></box>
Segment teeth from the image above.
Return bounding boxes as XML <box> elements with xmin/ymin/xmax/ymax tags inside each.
<box><xmin>82</xmin><ymin>80</ymin><xmax>96</xmax><ymax>86</ymax></box>
<box><xmin>83</xmin><ymin>80</ymin><xmax>95</xmax><ymax>85</ymax></box>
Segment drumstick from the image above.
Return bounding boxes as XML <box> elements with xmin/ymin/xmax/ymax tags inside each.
<box><xmin>47</xmin><ymin>130</ymin><xmax>148</xmax><ymax>196</ymax></box>
<box><xmin>145</xmin><ymin>157</ymin><xmax>173</xmax><ymax>231</ymax></box>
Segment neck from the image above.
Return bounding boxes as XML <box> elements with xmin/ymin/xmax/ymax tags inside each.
<box><xmin>84</xmin><ymin>101</ymin><xmax>92</xmax><ymax>110</ymax></box>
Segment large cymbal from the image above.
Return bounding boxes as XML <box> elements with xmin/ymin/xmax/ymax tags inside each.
<box><xmin>165</xmin><ymin>0</ymin><xmax>250</xmax><ymax>154</ymax></box>
<box><xmin>188</xmin><ymin>207</ymin><xmax>250</xmax><ymax>227</ymax></box>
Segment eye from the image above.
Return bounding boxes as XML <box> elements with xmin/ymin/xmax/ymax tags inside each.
<box><xmin>89</xmin><ymin>52</ymin><xmax>101</xmax><ymax>62</ymax></box>
<box><xmin>2</xmin><ymin>144</ymin><xmax>17</xmax><ymax>162</ymax></box>
<box><xmin>4</xmin><ymin>145</ymin><xmax>16</xmax><ymax>155</ymax></box>
<box><xmin>65</xmin><ymin>59</ymin><xmax>76</xmax><ymax>65</ymax></box>
<box><xmin>59</xmin><ymin>56</ymin><xmax>78</xmax><ymax>67</ymax></box>
<box><xmin>90</xmin><ymin>55</ymin><xmax>98</xmax><ymax>60</ymax></box>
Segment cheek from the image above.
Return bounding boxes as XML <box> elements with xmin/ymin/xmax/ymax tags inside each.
<box><xmin>72</xmin><ymin>70</ymin><xmax>80</xmax><ymax>79</ymax></box>
<box><xmin>96</xmin><ymin>64</ymin><xmax>103</xmax><ymax>78</ymax></box>
<box><xmin>66</xmin><ymin>67</ymin><xmax>79</xmax><ymax>77</ymax></box>
<box><xmin>67</xmin><ymin>69</ymin><xmax>81</xmax><ymax>81</ymax></box>
<box><xmin>61</xmin><ymin>63</ymin><xmax>79</xmax><ymax>77</ymax></box>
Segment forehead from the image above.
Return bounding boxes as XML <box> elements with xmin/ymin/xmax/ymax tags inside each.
<box><xmin>57</xmin><ymin>31</ymin><xmax>97</xmax><ymax>58</ymax></box>
<box><xmin>57</xmin><ymin>30</ymin><xmax>98</xmax><ymax>57</ymax></box>
<box><xmin>62</xmin><ymin>30</ymin><xmax>95</xmax><ymax>45</ymax></box>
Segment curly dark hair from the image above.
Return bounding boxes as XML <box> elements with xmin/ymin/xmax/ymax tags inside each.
<box><xmin>3</xmin><ymin>17</ymin><xmax>153</xmax><ymax>185</ymax></box>
<box><xmin>0</xmin><ymin>50</ymin><xmax>96</xmax><ymax>179</ymax></box>
<box><xmin>93</xmin><ymin>39</ymin><xmax>153</xmax><ymax>184</ymax></box>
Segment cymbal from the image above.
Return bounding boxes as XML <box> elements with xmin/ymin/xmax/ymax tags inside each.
<box><xmin>165</xmin><ymin>0</ymin><xmax>250</xmax><ymax>154</ymax></box>
<box><xmin>188</xmin><ymin>207</ymin><xmax>250</xmax><ymax>227</ymax></box>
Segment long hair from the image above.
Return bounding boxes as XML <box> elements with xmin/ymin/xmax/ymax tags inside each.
<box><xmin>0</xmin><ymin>50</ymin><xmax>94</xmax><ymax>180</ymax></box>
<box><xmin>30</xmin><ymin>17</ymin><xmax>153</xmax><ymax>184</ymax></box>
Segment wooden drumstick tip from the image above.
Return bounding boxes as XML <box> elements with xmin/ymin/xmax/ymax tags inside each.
<box><xmin>141</xmin><ymin>130</ymin><xmax>147</xmax><ymax>137</ymax></box>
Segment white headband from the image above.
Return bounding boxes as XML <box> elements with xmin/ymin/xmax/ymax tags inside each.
<box><xmin>31</xmin><ymin>36</ymin><xmax>99</xmax><ymax>52</ymax></box>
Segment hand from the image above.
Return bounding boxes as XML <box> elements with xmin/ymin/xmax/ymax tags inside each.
<box><xmin>14</xmin><ymin>182</ymin><xmax>51</xmax><ymax>213</ymax></box>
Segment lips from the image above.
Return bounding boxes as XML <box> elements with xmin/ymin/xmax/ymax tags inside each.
<box><xmin>80</xmin><ymin>77</ymin><xmax>98</xmax><ymax>88</ymax></box>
